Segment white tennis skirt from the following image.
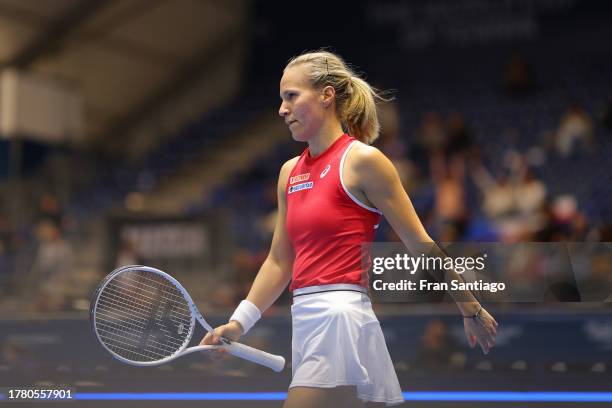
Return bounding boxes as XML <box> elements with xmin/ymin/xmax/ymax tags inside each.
<box><xmin>290</xmin><ymin>284</ymin><xmax>404</xmax><ymax>406</ymax></box>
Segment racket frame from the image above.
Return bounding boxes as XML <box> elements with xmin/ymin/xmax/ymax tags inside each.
<box><xmin>91</xmin><ymin>265</ymin><xmax>200</xmax><ymax>366</ymax></box>
<box><xmin>91</xmin><ymin>265</ymin><xmax>285</xmax><ymax>372</ymax></box>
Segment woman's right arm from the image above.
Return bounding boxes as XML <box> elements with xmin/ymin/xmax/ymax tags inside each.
<box><xmin>201</xmin><ymin>157</ymin><xmax>297</xmax><ymax>344</ymax></box>
<box><xmin>244</xmin><ymin>157</ymin><xmax>297</xmax><ymax>312</ymax></box>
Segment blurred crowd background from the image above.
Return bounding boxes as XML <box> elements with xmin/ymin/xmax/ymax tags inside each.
<box><xmin>2</xmin><ymin>0</ymin><xmax>611</xmax><ymax>312</ymax></box>
<box><xmin>0</xmin><ymin>0</ymin><xmax>611</xmax><ymax>397</ymax></box>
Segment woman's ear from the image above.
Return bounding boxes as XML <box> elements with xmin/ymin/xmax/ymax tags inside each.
<box><xmin>321</xmin><ymin>85</ymin><xmax>335</xmax><ymax>108</ymax></box>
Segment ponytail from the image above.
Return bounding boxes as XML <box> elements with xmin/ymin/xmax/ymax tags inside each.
<box><xmin>343</xmin><ymin>75</ymin><xmax>380</xmax><ymax>144</ymax></box>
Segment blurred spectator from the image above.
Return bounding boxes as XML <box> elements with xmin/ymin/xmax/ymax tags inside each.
<box><xmin>115</xmin><ymin>238</ymin><xmax>143</xmax><ymax>268</ymax></box>
<box><xmin>416</xmin><ymin>111</ymin><xmax>447</xmax><ymax>155</ymax></box>
<box><xmin>431</xmin><ymin>153</ymin><xmax>468</xmax><ymax>240</ymax></box>
<box><xmin>209</xmin><ymin>281</ymin><xmax>239</xmax><ymax>309</ymax></box>
<box><xmin>534</xmin><ymin>195</ymin><xmax>597</xmax><ymax>242</ymax></box>
<box><xmin>503</xmin><ymin>52</ymin><xmax>536</xmax><ymax>96</ymax></box>
<box><xmin>472</xmin><ymin>166</ymin><xmax>515</xmax><ymax>220</ymax></box>
<box><xmin>258</xmin><ymin>178</ymin><xmax>279</xmax><ymax>236</ymax></box>
<box><xmin>472</xmin><ymin>154</ymin><xmax>547</xmax><ymax>241</ymax></box>
<box><xmin>534</xmin><ymin>202</ymin><xmax>562</xmax><ymax>242</ymax></box>
<box><xmin>38</xmin><ymin>192</ymin><xmax>62</xmax><ymax>226</ymax></box>
<box><xmin>515</xmin><ymin>165</ymin><xmax>546</xmax><ymax>220</ymax></box>
<box><xmin>377</xmin><ymin>100</ymin><xmax>416</xmax><ymax>191</ymax></box>
<box><xmin>445</xmin><ymin>111</ymin><xmax>473</xmax><ymax>161</ymax></box>
<box><xmin>568</xmin><ymin>213</ymin><xmax>591</xmax><ymax>241</ymax></box>
<box><xmin>377</xmin><ymin>100</ymin><xmax>404</xmax><ymax>158</ymax></box>
<box><xmin>552</xmin><ymin>195</ymin><xmax>578</xmax><ymax>227</ymax></box>
<box><xmin>555</xmin><ymin>103</ymin><xmax>594</xmax><ymax>157</ymax></box>
<box><xmin>1</xmin><ymin>339</ymin><xmax>39</xmax><ymax>373</ymax></box>
<box><xmin>30</xmin><ymin>219</ymin><xmax>74</xmax><ymax>311</ymax></box>
<box><xmin>232</xmin><ymin>249</ymin><xmax>263</xmax><ymax>300</ymax></box>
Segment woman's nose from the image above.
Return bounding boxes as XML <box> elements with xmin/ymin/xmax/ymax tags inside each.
<box><xmin>279</xmin><ymin>102</ymin><xmax>288</xmax><ymax>117</ymax></box>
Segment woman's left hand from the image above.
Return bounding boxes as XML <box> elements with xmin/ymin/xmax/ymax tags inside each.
<box><xmin>464</xmin><ymin>306</ymin><xmax>498</xmax><ymax>354</ymax></box>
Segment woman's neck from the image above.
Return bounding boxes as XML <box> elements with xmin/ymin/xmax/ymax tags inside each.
<box><xmin>307</xmin><ymin>120</ymin><xmax>345</xmax><ymax>157</ymax></box>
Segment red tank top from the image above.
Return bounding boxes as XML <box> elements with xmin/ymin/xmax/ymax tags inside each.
<box><xmin>286</xmin><ymin>134</ymin><xmax>382</xmax><ymax>291</ymax></box>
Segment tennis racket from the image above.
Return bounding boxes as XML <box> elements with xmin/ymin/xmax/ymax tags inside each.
<box><xmin>90</xmin><ymin>265</ymin><xmax>285</xmax><ymax>372</ymax></box>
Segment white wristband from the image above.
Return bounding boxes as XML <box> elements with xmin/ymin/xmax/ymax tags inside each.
<box><xmin>229</xmin><ymin>299</ymin><xmax>261</xmax><ymax>335</ymax></box>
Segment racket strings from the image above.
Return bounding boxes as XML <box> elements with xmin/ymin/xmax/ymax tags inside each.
<box><xmin>99</xmin><ymin>279</ymin><xmax>191</xmax><ymax>327</ymax></box>
<box><xmin>96</xmin><ymin>274</ymin><xmax>190</xmax><ymax>361</ymax></box>
<box><xmin>94</xmin><ymin>269</ymin><xmax>193</xmax><ymax>362</ymax></box>
<box><xmin>95</xmin><ymin>297</ymin><xmax>185</xmax><ymax>354</ymax></box>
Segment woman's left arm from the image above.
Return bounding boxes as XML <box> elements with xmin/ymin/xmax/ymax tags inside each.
<box><xmin>348</xmin><ymin>144</ymin><xmax>498</xmax><ymax>354</ymax></box>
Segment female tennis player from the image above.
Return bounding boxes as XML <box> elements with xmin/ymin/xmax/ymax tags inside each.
<box><xmin>202</xmin><ymin>50</ymin><xmax>498</xmax><ymax>407</ymax></box>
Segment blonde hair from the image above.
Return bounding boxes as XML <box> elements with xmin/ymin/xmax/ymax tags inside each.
<box><xmin>285</xmin><ymin>50</ymin><xmax>383</xmax><ymax>145</ymax></box>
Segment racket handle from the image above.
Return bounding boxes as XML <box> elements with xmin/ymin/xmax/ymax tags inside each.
<box><xmin>225</xmin><ymin>341</ymin><xmax>285</xmax><ymax>372</ymax></box>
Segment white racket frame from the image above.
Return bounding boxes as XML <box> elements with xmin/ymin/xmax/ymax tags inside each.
<box><xmin>91</xmin><ymin>265</ymin><xmax>285</xmax><ymax>372</ymax></box>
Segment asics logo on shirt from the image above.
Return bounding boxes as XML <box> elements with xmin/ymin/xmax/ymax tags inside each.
<box><xmin>320</xmin><ymin>164</ymin><xmax>331</xmax><ymax>178</ymax></box>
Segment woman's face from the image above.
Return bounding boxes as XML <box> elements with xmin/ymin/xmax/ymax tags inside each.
<box><xmin>279</xmin><ymin>64</ymin><xmax>326</xmax><ymax>142</ymax></box>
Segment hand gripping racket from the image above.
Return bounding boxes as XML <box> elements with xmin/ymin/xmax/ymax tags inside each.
<box><xmin>90</xmin><ymin>265</ymin><xmax>285</xmax><ymax>372</ymax></box>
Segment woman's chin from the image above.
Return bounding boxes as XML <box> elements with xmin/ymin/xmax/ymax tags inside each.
<box><xmin>290</xmin><ymin>131</ymin><xmax>309</xmax><ymax>143</ymax></box>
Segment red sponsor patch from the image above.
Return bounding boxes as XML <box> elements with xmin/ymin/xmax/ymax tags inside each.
<box><xmin>290</xmin><ymin>173</ymin><xmax>310</xmax><ymax>184</ymax></box>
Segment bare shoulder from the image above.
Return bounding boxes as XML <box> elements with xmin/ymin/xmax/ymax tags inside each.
<box><xmin>280</xmin><ymin>156</ymin><xmax>300</xmax><ymax>178</ymax></box>
<box><xmin>347</xmin><ymin>142</ymin><xmax>395</xmax><ymax>177</ymax></box>
<box><xmin>278</xmin><ymin>156</ymin><xmax>300</xmax><ymax>189</ymax></box>
<box><xmin>350</xmin><ymin>142</ymin><xmax>383</xmax><ymax>160</ymax></box>
<box><xmin>281</xmin><ymin>156</ymin><xmax>300</xmax><ymax>171</ymax></box>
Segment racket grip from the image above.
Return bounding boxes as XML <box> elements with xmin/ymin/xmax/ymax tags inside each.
<box><xmin>225</xmin><ymin>341</ymin><xmax>285</xmax><ymax>372</ymax></box>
